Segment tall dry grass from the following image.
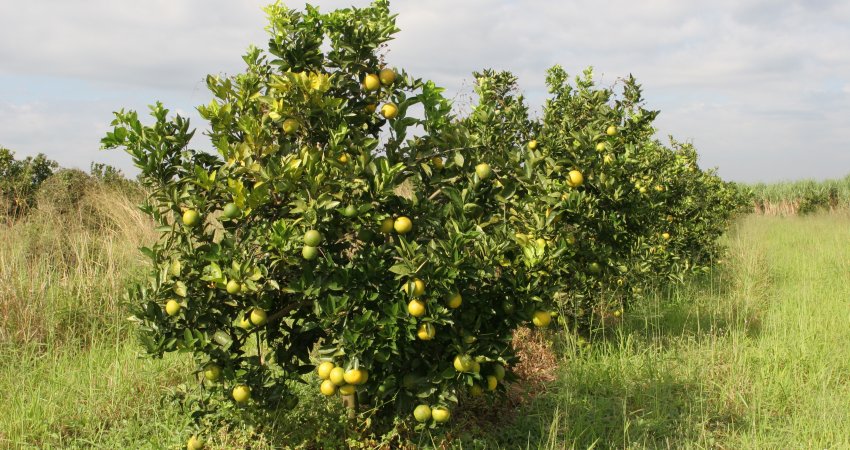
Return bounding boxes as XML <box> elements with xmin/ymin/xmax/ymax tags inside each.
<box><xmin>0</xmin><ymin>182</ymin><xmax>155</xmax><ymax>351</ymax></box>
<box><xmin>0</xmin><ymin>180</ymin><xmax>195</xmax><ymax>448</ymax></box>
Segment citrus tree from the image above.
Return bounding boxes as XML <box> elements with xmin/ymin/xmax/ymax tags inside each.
<box><xmin>103</xmin><ymin>1</ymin><xmax>745</xmax><ymax>446</ymax></box>
<box><xmin>102</xmin><ymin>0</ymin><xmax>553</xmax><ymax>443</ymax></box>
<box><xmin>0</xmin><ymin>148</ymin><xmax>58</xmax><ymax>218</ymax></box>
<box><xmin>462</xmin><ymin>67</ymin><xmax>746</xmax><ymax>331</ymax></box>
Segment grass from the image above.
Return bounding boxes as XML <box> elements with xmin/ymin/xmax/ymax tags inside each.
<box><xmin>2</xmin><ymin>187</ymin><xmax>850</xmax><ymax>448</ymax></box>
<box><xmin>471</xmin><ymin>212</ymin><xmax>850</xmax><ymax>449</ymax></box>
<box><xmin>0</xmin><ymin>184</ymin><xmax>192</xmax><ymax>449</ymax></box>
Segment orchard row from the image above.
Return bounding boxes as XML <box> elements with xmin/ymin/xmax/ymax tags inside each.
<box><xmin>102</xmin><ymin>1</ymin><xmax>746</xmax><ymax>446</ymax></box>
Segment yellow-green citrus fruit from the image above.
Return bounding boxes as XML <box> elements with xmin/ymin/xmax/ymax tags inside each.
<box><xmin>662</xmin><ymin>232</ymin><xmax>671</xmax><ymax>240</ymax></box>
<box><xmin>432</xmin><ymin>407</ymin><xmax>451</xmax><ymax>423</ymax></box>
<box><xmin>169</xmin><ymin>259</ymin><xmax>182</xmax><ymax>277</ymax></box>
<box><xmin>329</xmin><ymin>367</ymin><xmax>346</xmax><ymax>386</ymax></box>
<box><xmin>165</xmin><ymin>300</ymin><xmax>181</xmax><ymax>316</ymax></box>
<box><xmin>431</xmin><ymin>156</ymin><xmax>444</xmax><ymax>169</ymax></box>
<box><xmin>417</xmin><ymin>323</ymin><xmax>436</xmax><ymax>340</ymax></box>
<box><xmin>302</xmin><ymin>245</ymin><xmax>318</xmax><ymax>260</ymax></box>
<box><xmin>342</xmin><ymin>204</ymin><xmax>357</xmax><ymax>217</ymax></box>
<box><xmin>565</xmin><ymin>235</ymin><xmax>577</xmax><ymax>246</ymax></box>
<box><xmin>527</xmin><ymin>140</ymin><xmax>538</xmax><ymax>150</ymax></box>
<box><xmin>237</xmin><ymin>316</ymin><xmax>252</xmax><ymax>330</ymax></box>
<box><xmin>486</xmin><ymin>375</ymin><xmax>498</xmax><ymax>391</ymax></box>
<box><xmin>407</xmin><ymin>299</ymin><xmax>426</xmax><ymax>317</ymax></box>
<box><xmin>379</xmin><ymin>68</ymin><xmax>396</xmax><ymax>85</ymax></box>
<box><xmin>282</xmin><ymin>118</ymin><xmax>299</xmax><ymax>135</ymax></box>
<box><xmin>446</xmin><ymin>292</ymin><xmax>462</xmax><ymax>309</ymax></box>
<box><xmin>187</xmin><ymin>435</ymin><xmax>205</xmax><ymax>450</ymax></box>
<box><xmin>381</xmin><ymin>103</ymin><xmax>398</xmax><ymax>119</ymax></box>
<box><xmin>339</xmin><ymin>384</ymin><xmax>356</xmax><ymax>396</ymax></box>
<box><xmin>666</xmin><ymin>215</ymin><xmax>674</xmax><ymax>222</ymax></box>
<box><xmin>338</xmin><ymin>153</ymin><xmax>349</xmax><ymax>164</ymax></box>
<box><xmin>232</xmin><ymin>384</ymin><xmax>251</xmax><ymax>404</ymax></box>
<box><xmin>363</xmin><ymin>74</ymin><xmax>380</xmax><ymax>91</ymax></box>
<box><xmin>380</xmin><ymin>217</ymin><xmax>395</xmax><ymax>234</ymax></box>
<box><xmin>469</xmin><ymin>384</ymin><xmax>484</xmax><ymax>397</ymax></box>
<box><xmin>182</xmin><ymin>210</ymin><xmax>200</xmax><ymax>227</ymax></box>
<box><xmin>606</xmin><ymin>125</ymin><xmax>618</xmax><ymax>136</ymax></box>
<box><xmin>320</xmin><ymin>379</ymin><xmax>337</xmax><ymax>396</ymax></box>
<box><xmin>402</xmin><ymin>278</ymin><xmax>426</xmax><ymax>297</ymax></box>
<box><xmin>343</xmin><ymin>369</ymin><xmax>367</xmax><ymax>385</ymax></box>
<box><xmin>453</xmin><ymin>354</ymin><xmax>474</xmax><ymax>373</ymax></box>
<box><xmin>471</xmin><ymin>360</ymin><xmax>481</xmax><ymax>374</ymax></box>
<box><xmin>203</xmin><ymin>364</ymin><xmax>221</xmax><ymax>382</ymax></box>
<box><xmin>317</xmin><ymin>361</ymin><xmax>335</xmax><ymax>380</ymax></box>
<box><xmin>226</xmin><ymin>279</ymin><xmax>242</xmax><ymax>295</ymax></box>
<box><xmin>222</xmin><ymin>203</ymin><xmax>240</xmax><ymax>220</ymax></box>
<box><xmin>589</xmin><ymin>262</ymin><xmax>602</xmax><ymax>275</ymax></box>
<box><xmin>394</xmin><ymin>216</ymin><xmax>412</xmax><ymax>234</ymax></box>
<box><xmin>532</xmin><ymin>310</ymin><xmax>552</xmax><ymax>327</ymax></box>
<box><xmin>304</xmin><ymin>229</ymin><xmax>322</xmax><ymax>247</ymax></box>
<box><xmin>413</xmin><ymin>404</ymin><xmax>432</xmax><ymax>422</ymax></box>
<box><xmin>567</xmin><ymin>170</ymin><xmax>584</xmax><ymax>188</ymax></box>
<box><xmin>603</xmin><ymin>154</ymin><xmax>614</xmax><ymax>164</ymax></box>
<box><xmin>596</xmin><ymin>142</ymin><xmax>606</xmax><ymax>152</ymax></box>
<box><xmin>492</xmin><ymin>363</ymin><xmax>506</xmax><ymax>381</ymax></box>
<box><xmin>250</xmin><ymin>307</ymin><xmax>267</xmax><ymax>326</ymax></box>
<box><xmin>365</xmin><ymin>103</ymin><xmax>377</xmax><ymax>113</ymax></box>
<box><xmin>475</xmin><ymin>163</ymin><xmax>492</xmax><ymax>180</ymax></box>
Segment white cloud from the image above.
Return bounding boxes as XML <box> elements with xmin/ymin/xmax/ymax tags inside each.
<box><xmin>1</xmin><ymin>0</ymin><xmax>848</xmax><ymax>182</ymax></box>
<box><xmin>0</xmin><ymin>0</ymin><xmax>270</xmax><ymax>89</ymax></box>
<box><xmin>0</xmin><ymin>99</ymin><xmax>134</xmax><ymax>172</ymax></box>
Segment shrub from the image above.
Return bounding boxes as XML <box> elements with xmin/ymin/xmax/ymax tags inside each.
<box><xmin>0</xmin><ymin>147</ymin><xmax>58</xmax><ymax>218</ymax></box>
<box><xmin>102</xmin><ymin>0</ymin><xmax>548</xmax><ymax>439</ymax></box>
<box><xmin>101</xmin><ymin>0</ymin><xmax>744</xmax><ymax>443</ymax></box>
<box><xmin>34</xmin><ymin>169</ymin><xmax>95</xmax><ymax>217</ymax></box>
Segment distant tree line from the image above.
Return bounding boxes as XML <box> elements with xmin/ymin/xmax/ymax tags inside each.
<box><xmin>0</xmin><ymin>146</ymin><xmax>137</xmax><ymax>219</ymax></box>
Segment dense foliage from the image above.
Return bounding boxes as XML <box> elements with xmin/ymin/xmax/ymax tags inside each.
<box><xmin>101</xmin><ymin>1</ymin><xmax>747</xmax><ymax>445</ymax></box>
<box><xmin>462</xmin><ymin>69</ymin><xmax>747</xmax><ymax>331</ymax></box>
<box><xmin>0</xmin><ymin>148</ymin><xmax>58</xmax><ymax>218</ymax></box>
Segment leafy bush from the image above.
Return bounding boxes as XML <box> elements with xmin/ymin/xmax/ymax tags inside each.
<box><xmin>34</xmin><ymin>169</ymin><xmax>95</xmax><ymax>217</ymax></box>
<box><xmin>0</xmin><ymin>147</ymin><xmax>58</xmax><ymax>218</ymax></box>
<box><xmin>461</xmin><ymin>68</ymin><xmax>748</xmax><ymax>330</ymax></box>
<box><xmin>103</xmin><ymin>1</ymin><xmax>541</xmax><ymax>441</ymax></box>
<box><xmin>90</xmin><ymin>162</ymin><xmax>142</xmax><ymax>194</ymax></box>
<box><xmin>101</xmin><ymin>0</ymin><xmax>745</xmax><ymax>445</ymax></box>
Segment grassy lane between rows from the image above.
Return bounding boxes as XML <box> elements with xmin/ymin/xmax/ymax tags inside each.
<box><xmin>474</xmin><ymin>213</ymin><xmax>850</xmax><ymax>449</ymax></box>
<box><xmin>3</xmin><ymin>210</ymin><xmax>850</xmax><ymax>448</ymax></box>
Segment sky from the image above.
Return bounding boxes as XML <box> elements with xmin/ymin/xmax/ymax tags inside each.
<box><xmin>1</xmin><ymin>0</ymin><xmax>849</xmax><ymax>183</ymax></box>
